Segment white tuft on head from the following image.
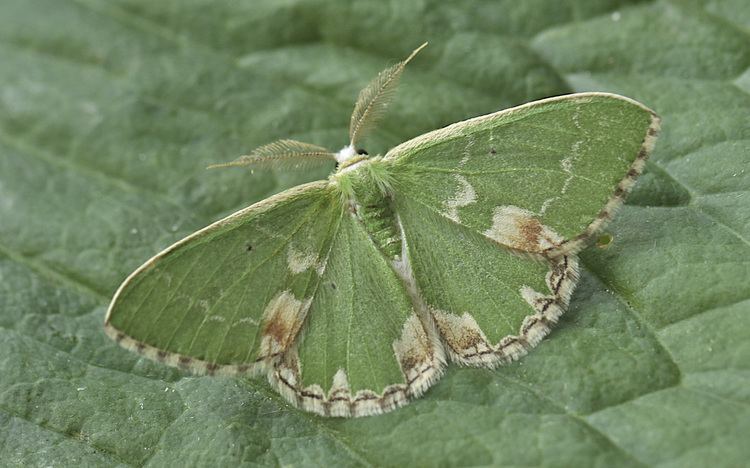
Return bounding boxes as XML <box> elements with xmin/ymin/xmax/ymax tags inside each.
<box><xmin>335</xmin><ymin>145</ymin><xmax>357</xmax><ymax>164</ymax></box>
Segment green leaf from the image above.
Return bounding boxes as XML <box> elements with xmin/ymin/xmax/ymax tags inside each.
<box><xmin>0</xmin><ymin>0</ymin><xmax>747</xmax><ymax>466</ymax></box>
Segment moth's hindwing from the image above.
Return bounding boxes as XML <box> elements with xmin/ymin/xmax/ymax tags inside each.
<box><xmin>386</xmin><ymin>93</ymin><xmax>658</xmax><ymax>365</ymax></box>
<box><xmin>270</xmin><ymin>212</ymin><xmax>444</xmax><ymax>417</ymax></box>
<box><xmin>396</xmin><ymin>198</ymin><xmax>579</xmax><ymax>366</ymax></box>
<box><xmin>105</xmin><ymin>181</ymin><xmax>339</xmax><ymax>376</ymax></box>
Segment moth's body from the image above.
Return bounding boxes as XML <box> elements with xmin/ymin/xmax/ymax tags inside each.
<box><xmin>104</xmin><ymin>44</ymin><xmax>660</xmax><ymax>417</ymax></box>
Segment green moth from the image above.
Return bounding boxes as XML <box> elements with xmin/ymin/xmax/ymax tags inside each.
<box><xmin>105</xmin><ymin>43</ymin><xmax>660</xmax><ymax>417</ymax></box>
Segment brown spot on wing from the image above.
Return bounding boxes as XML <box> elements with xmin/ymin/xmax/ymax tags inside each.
<box><xmin>262</xmin><ymin>315</ymin><xmax>294</xmax><ymax>347</ymax></box>
<box><xmin>516</xmin><ymin>216</ymin><xmax>543</xmax><ymax>250</ymax></box>
<box><xmin>484</xmin><ymin>206</ymin><xmax>564</xmax><ymax>253</ymax></box>
<box><xmin>259</xmin><ymin>291</ymin><xmax>310</xmax><ymax>359</ymax></box>
<box><xmin>432</xmin><ymin>310</ymin><xmax>492</xmax><ymax>359</ymax></box>
<box><xmin>392</xmin><ymin>314</ymin><xmax>437</xmax><ymax>385</ymax></box>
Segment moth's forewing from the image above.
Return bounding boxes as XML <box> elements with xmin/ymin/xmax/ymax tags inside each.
<box><xmin>105</xmin><ymin>181</ymin><xmax>338</xmax><ymax>375</ymax></box>
<box><xmin>386</xmin><ymin>93</ymin><xmax>660</xmax><ymax>256</ymax></box>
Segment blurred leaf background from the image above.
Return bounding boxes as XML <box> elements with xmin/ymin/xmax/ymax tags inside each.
<box><xmin>1</xmin><ymin>0</ymin><xmax>748</xmax><ymax>466</ymax></box>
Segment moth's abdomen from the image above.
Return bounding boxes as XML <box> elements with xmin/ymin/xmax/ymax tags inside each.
<box><xmin>357</xmin><ymin>194</ymin><xmax>401</xmax><ymax>259</ymax></box>
<box><xmin>347</xmin><ymin>167</ymin><xmax>402</xmax><ymax>260</ymax></box>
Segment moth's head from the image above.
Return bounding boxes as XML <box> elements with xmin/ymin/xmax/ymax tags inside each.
<box><xmin>335</xmin><ymin>145</ymin><xmax>370</xmax><ymax>168</ymax></box>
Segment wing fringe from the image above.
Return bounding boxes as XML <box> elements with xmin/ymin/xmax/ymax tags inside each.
<box><xmin>543</xmin><ymin>113</ymin><xmax>661</xmax><ymax>258</ymax></box>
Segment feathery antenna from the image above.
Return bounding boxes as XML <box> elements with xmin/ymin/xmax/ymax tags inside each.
<box><xmin>348</xmin><ymin>42</ymin><xmax>428</xmax><ymax>147</ymax></box>
<box><xmin>208</xmin><ymin>139</ymin><xmax>336</xmax><ymax>171</ymax></box>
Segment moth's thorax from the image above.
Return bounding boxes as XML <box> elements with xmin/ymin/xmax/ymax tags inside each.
<box><xmin>336</xmin><ymin>155</ymin><xmax>368</xmax><ymax>173</ymax></box>
<box><xmin>331</xmin><ymin>154</ymin><xmax>381</xmax><ymax>178</ymax></box>
<box><xmin>331</xmin><ymin>158</ymin><xmax>402</xmax><ymax>259</ymax></box>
